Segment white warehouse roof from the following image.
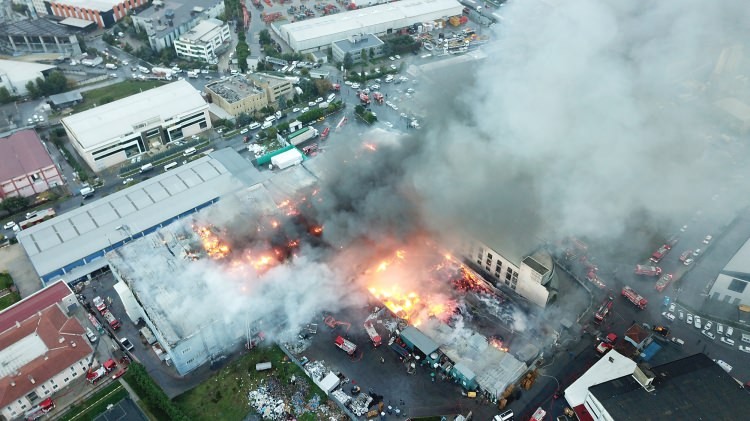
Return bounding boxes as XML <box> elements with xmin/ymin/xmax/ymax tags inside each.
<box><xmin>564</xmin><ymin>350</ymin><xmax>637</xmax><ymax>407</ymax></box>
<box><xmin>278</xmin><ymin>0</ymin><xmax>463</xmax><ymax>52</ymax></box>
<box><xmin>17</xmin><ymin>149</ymin><xmax>261</xmax><ymax>281</ymax></box>
<box><xmin>61</xmin><ymin>80</ymin><xmax>207</xmax><ymax>150</ymax></box>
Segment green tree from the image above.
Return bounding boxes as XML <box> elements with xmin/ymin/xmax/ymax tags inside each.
<box><xmin>343</xmin><ymin>52</ymin><xmax>353</xmax><ymax>70</ymax></box>
<box><xmin>313</xmin><ymin>78</ymin><xmax>332</xmax><ymax>95</ymax></box>
<box><xmin>0</xmin><ymin>196</ymin><xmax>30</xmax><ymax>213</ymax></box>
<box><xmin>25</xmin><ymin>81</ymin><xmax>38</xmax><ymax>98</ymax></box>
<box><xmin>360</xmin><ymin>49</ymin><xmax>368</xmax><ymax>64</ymax></box>
<box><xmin>259</xmin><ymin>29</ymin><xmax>272</xmax><ymax>45</ymax></box>
<box><xmin>277</xmin><ymin>96</ymin><xmax>287</xmax><ymax>110</ymax></box>
<box><xmin>300</xmin><ymin>68</ymin><xmax>310</xmax><ymax>76</ymax></box>
<box><xmin>354</xmin><ymin>104</ymin><xmax>365</xmax><ymax>115</ymax></box>
<box><xmin>369</xmin><ymin>48</ymin><xmax>375</xmax><ymax>60</ymax></box>
<box><xmin>0</xmin><ymin>87</ymin><xmax>14</xmax><ymax>104</ymax></box>
<box><xmin>86</xmin><ymin>47</ymin><xmax>98</xmax><ymax>57</ymax></box>
<box><xmin>123</xmin><ymin>43</ymin><xmax>133</xmax><ymax>53</ymax></box>
<box><xmin>236</xmin><ymin>112</ymin><xmax>252</xmax><ymax>126</ymax></box>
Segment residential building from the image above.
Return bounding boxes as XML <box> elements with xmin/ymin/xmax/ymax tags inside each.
<box><xmin>16</xmin><ymin>149</ymin><xmax>263</xmax><ymax>285</ymax></box>
<box><xmin>275</xmin><ymin>0</ymin><xmax>462</xmax><ymax>52</ymax></box>
<box><xmin>0</xmin><ymin>19</ymin><xmax>82</xmax><ymax>56</ymax></box>
<box><xmin>0</xmin><ymin>59</ymin><xmax>55</xmax><ymax>96</ymax></box>
<box><xmin>132</xmin><ymin>0</ymin><xmax>225</xmax><ymax>52</ymax></box>
<box><xmin>173</xmin><ymin>18</ymin><xmax>231</xmax><ymax>64</ymax></box>
<box><xmin>581</xmin><ymin>354</ymin><xmax>750</xmax><ymax>420</ymax></box>
<box><xmin>45</xmin><ymin>0</ymin><xmax>147</xmax><ymax>28</ymax></box>
<box><xmin>0</xmin><ymin>130</ymin><xmax>63</xmax><ymax>199</ymax></box>
<box><xmin>0</xmin><ymin>281</ymin><xmax>95</xmax><ymax>421</ymax></box>
<box><xmin>60</xmin><ymin>80</ymin><xmax>210</xmax><ymax>171</ymax></box>
<box><xmin>205</xmin><ymin>73</ymin><xmax>293</xmax><ymax>117</ymax></box>
<box><xmin>331</xmin><ymin>33</ymin><xmax>385</xmax><ymax>64</ymax></box>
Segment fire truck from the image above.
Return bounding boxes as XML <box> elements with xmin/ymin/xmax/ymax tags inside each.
<box><xmin>634</xmin><ymin>265</ymin><xmax>662</xmax><ymax>276</ymax></box>
<box><xmin>363</xmin><ymin>314</ymin><xmax>382</xmax><ymax>347</ymax></box>
<box><xmin>621</xmin><ymin>286</ymin><xmax>648</xmax><ymax>310</ymax></box>
<box><xmin>593</xmin><ymin>295</ymin><xmax>614</xmax><ymax>324</ymax></box>
<box><xmin>24</xmin><ymin>398</ymin><xmax>54</xmax><ymax>420</ymax></box>
<box><xmin>655</xmin><ymin>273</ymin><xmax>673</xmax><ymax>292</ymax></box>
<box><xmin>87</xmin><ymin>312</ymin><xmax>105</xmax><ymax>334</ymax></box>
<box><xmin>359</xmin><ymin>92</ymin><xmax>370</xmax><ymax>105</ymax></box>
<box><xmin>596</xmin><ymin>333</ymin><xmax>617</xmax><ymax>355</ymax></box>
<box><xmin>650</xmin><ymin>244</ymin><xmax>671</xmax><ymax>263</ymax></box>
<box><xmin>334</xmin><ymin>336</ymin><xmax>357</xmax><ymax>355</ymax></box>
<box><xmin>320</xmin><ymin>127</ymin><xmax>330</xmax><ymax>139</ymax></box>
<box><xmin>373</xmin><ymin>92</ymin><xmax>384</xmax><ymax>104</ymax></box>
<box><xmin>102</xmin><ymin>311</ymin><xmax>121</xmax><ymax>330</ymax></box>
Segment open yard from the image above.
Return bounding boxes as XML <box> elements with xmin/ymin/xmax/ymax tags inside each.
<box><xmin>173</xmin><ymin>345</ymin><xmax>338</xmax><ymax>421</ymax></box>
<box><xmin>0</xmin><ymin>272</ymin><xmax>20</xmax><ymax>310</ymax></box>
<box><xmin>59</xmin><ymin>382</ymin><xmax>128</xmax><ymax>421</ymax></box>
<box><xmin>73</xmin><ymin>80</ymin><xmax>167</xmax><ymax>112</ymax></box>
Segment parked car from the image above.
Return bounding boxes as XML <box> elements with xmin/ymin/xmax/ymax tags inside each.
<box><xmin>703</xmin><ymin>235</ymin><xmax>713</xmax><ymax>244</ymax></box>
<box><xmin>120</xmin><ymin>337</ymin><xmax>135</xmax><ymax>351</ymax></box>
<box><xmin>717</xmin><ymin>323</ymin><xmax>724</xmax><ymax>334</ymax></box>
<box><xmin>739</xmin><ymin>345</ymin><xmax>750</xmax><ymax>353</ymax></box>
<box><xmin>686</xmin><ymin>313</ymin><xmax>693</xmax><ymax>324</ymax></box>
<box><xmin>662</xmin><ymin>312</ymin><xmax>675</xmax><ymax>322</ymax></box>
<box><xmin>694</xmin><ymin>315</ymin><xmax>702</xmax><ymax>329</ymax></box>
<box><xmin>701</xmin><ymin>330</ymin><xmax>715</xmax><ymax>340</ymax></box>
<box><xmin>678</xmin><ymin>310</ymin><xmax>684</xmax><ymax>320</ymax></box>
<box><xmin>720</xmin><ymin>337</ymin><xmax>735</xmax><ymax>346</ymax></box>
<box><xmin>92</xmin><ymin>296</ymin><xmax>107</xmax><ymax>313</ymax></box>
<box><xmin>726</xmin><ymin>326</ymin><xmax>734</xmax><ymax>337</ymax></box>
<box><xmin>668</xmin><ymin>303</ymin><xmax>676</xmax><ymax>313</ymax></box>
<box><xmin>3</xmin><ymin>221</ymin><xmax>16</xmax><ymax>230</ymax></box>
<box><xmin>704</xmin><ymin>321</ymin><xmax>713</xmax><ymax>331</ymax></box>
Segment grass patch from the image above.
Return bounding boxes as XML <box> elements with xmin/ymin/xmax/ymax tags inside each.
<box><xmin>174</xmin><ymin>345</ymin><xmax>327</xmax><ymax>421</ymax></box>
<box><xmin>0</xmin><ymin>291</ymin><xmax>21</xmax><ymax>311</ymax></box>
<box><xmin>59</xmin><ymin>382</ymin><xmax>128</xmax><ymax>421</ymax></box>
<box><xmin>0</xmin><ymin>272</ymin><xmax>12</xmax><ymax>289</ymax></box>
<box><xmin>73</xmin><ymin>80</ymin><xmax>167</xmax><ymax>112</ymax></box>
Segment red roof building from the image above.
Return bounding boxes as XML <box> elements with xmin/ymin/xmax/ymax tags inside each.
<box><xmin>0</xmin><ymin>281</ymin><xmax>94</xmax><ymax>420</ymax></box>
<box><xmin>0</xmin><ymin>129</ymin><xmax>63</xmax><ymax>199</ymax></box>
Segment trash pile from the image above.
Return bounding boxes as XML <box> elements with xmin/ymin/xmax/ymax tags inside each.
<box><xmin>248</xmin><ymin>381</ymin><xmax>286</xmax><ymax>420</ymax></box>
<box><xmin>349</xmin><ymin>393</ymin><xmax>373</xmax><ymax>417</ymax></box>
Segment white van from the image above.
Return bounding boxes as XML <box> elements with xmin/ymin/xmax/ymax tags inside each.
<box><xmin>140</xmin><ymin>163</ymin><xmax>153</xmax><ymax>173</ymax></box>
<box><xmin>714</xmin><ymin>359</ymin><xmax>732</xmax><ymax>373</ymax></box>
<box><xmin>248</xmin><ymin>122</ymin><xmax>261</xmax><ymax>130</ymax></box>
<box><xmin>163</xmin><ymin>162</ymin><xmax>178</xmax><ymax>171</ymax></box>
<box><xmin>670</xmin><ymin>337</ymin><xmax>684</xmax><ymax>346</ymax></box>
<box><xmin>327</xmin><ymin>93</ymin><xmax>336</xmax><ymax>102</ymax></box>
<box><xmin>240</xmin><ymin>128</ymin><xmax>249</xmax><ymax>134</ymax></box>
<box><xmin>183</xmin><ymin>147</ymin><xmax>196</xmax><ymax>157</ymax></box>
<box><xmin>742</xmin><ymin>333</ymin><xmax>750</xmax><ymax>344</ymax></box>
<box><xmin>265</xmin><ymin>115</ymin><xmax>276</xmax><ymax>123</ymax></box>
<box><xmin>261</xmin><ymin>120</ymin><xmax>272</xmax><ymax>129</ymax></box>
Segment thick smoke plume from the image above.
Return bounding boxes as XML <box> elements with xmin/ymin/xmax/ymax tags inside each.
<box><xmin>124</xmin><ymin>0</ymin><xmax>750</xmax><ymax>349</ymax></box>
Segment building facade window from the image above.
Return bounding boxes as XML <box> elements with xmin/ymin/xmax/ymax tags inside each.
<box><xmin>728</xmin><ymin>278</ymin><xmax>747</xmax><ymax>293</ymax></box>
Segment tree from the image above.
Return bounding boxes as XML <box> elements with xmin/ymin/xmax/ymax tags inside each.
<box><xmin>354</xmin><ymin>104</ymin><xmax>365</xmax><ymax>115</ymax></box>
<box><xmin>86</xmin><ymin>47</ymin><xmax>98</xmax><ymax>57</ymax></box>
<box><xmin>369</xmin><ymin>48</ymin><xmax>375</xmax><ymax>60</ymax></box>
<box><xmin>0</xmin><ymin>87</ymin><xmax>14</xmax><ymax>104</ymax></box>
<box><xmin>0</xmin><ymin>196</ymin><xmax>30</xmax><ymax>213</ymax></box>
<box><xmin>259</xmin><ymin>29</ymin><xmax>272</xmax><ymax>46</ymax></box>
<box><xmin>277</xmin><ymin>96</ymin><xmax>287</xmax><ymax>110</ymax></box>
<box><xmin>25</xmin><ymin>81</ymin><xmax>38</xmax><ymax>98</ymax></box>
<box><xmin>300</xmin><ymin>68</ymin><xmax>309</xmax><ymax>76</ymax></box>
<box><xmin>360</xmin><ymin>49</ymin><xmax>368</xmax><ymax>64</ymax></box>
<box><xmin>236</xmin><ymin>112</ymin><xmax>252</xmax><ymax>126</ymax></box>
<box><xmin>123</xmin><ymin>43</ymin><xmax>133</xmax><ymax>53</ymax></box>
<box><xmin>313</xmin><ymin>78</ymin><xmax>332</xmax><ymax>95</ymax></box>
<box><xmin>343</xmin><ymin>52</ymin><xmax>353</xmax><ymax>70</ymax></box>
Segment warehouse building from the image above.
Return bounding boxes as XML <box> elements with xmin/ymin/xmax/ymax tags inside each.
<box><xmin>44</xmin><ymin>0</ymin><xmax>147</xmax><ymax>28</ymax></box>
<box><xmin>275</xmin><ymin>0</ymin><xmax>463</xmax><ymax>53</ymax></box>
<box><xmin>0</xmin><ymin>281</ymin><xmax>94</xmax><ymax>421</ymax></box>
<box><xmin>16</xmin><ymin>149</ymin><xmax>262</xmax><ymax>286</ymax></box>
<box><xmin>0</xmin><ymin>18</ymin><xmax>82</xmax><ymax>56</ymax></box>
<box><xmin>61</xmin><ymin>80</ymin><xmax>210</xmax><ymax>171</ymax></box>
<box><xmin>132</xmin><ymin>0</ymin><xmax>225</xmax><ymax>51</ymax></box>
<box><xmin>0</xmin><ymin>130</ymin><xmax>63</xmax><ymax>199</ymax></box>
<box><xmin>331</xmin><ymin>34</ymin><xmax>385</xmax><ymax>64</ymax></box>
<box><xmin>173</xmin><ymin>18</ymin><xmax>231</xmax><ymax>63</ymax></box>
<box><xmin>708</xmin><ymin>236</ymin><xmax>750</xmax><ymax>308</ymax></box>
<box><xmin>0</xmin><ymin>59</ymin><xmax>55</xmax><ymax>97</ymax></box>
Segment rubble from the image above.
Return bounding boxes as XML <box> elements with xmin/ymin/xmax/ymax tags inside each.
<box><xmin>349</xmin><ymin>393</ymin><xmax>373</xmax><ymax>416</ymax></box>
<box><xmin>331</xmin><ymin>388</ymin><xmax>352</xmax><ymax>406</ymax></box>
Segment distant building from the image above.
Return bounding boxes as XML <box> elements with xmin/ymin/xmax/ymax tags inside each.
<box><xmin>275</xmin><ymin>0</ymin><xmax>462</xmax><ymax>53</ymax></box>
<box><xmin>173</xmin><ymin>18</ymin><xmax>231</xmax><ymax>64</ymax></box>
<box><xmin>0</xmin><ymin>19</ymin><xmax>82</xmax><ymax>56</ymax></box>
<box><xmin>45</xmin><ymin>0</ymin><xmax>145</xmax><ymax>28</ymax></box>
<box><xmin>581</xmin><ymin>353</ymin><xmax>750</xmax><ymax>420</ymax></box>
<box><xmin>0</xmin><ymin>59</ymin><xmax>55</xmax><ymax>96</ymax></box>
<box><xmin>709</xmin><ymin>236</ymin><xmax>750</xmax><ymax>309</ymax></box>
<box><xmin>60</xmin><ymin>80</ymin><xmax>210</xmax><ymax>171</ymax></box>
<box><xmin>205</xmin><ymin>74</ymin><xmax>267</xmax><ymax>117</ymax></box>
<box><xmin>0</xmin><ymin>130</ymin><xmax>63</xmax><ymax>199</ymax></box>
<box><xmin>331</xmin><ymin>34</ymin><xmax>385</xmax><ymax>64</ymax></box>
<box><xmin>205</xmin><ymin>73</ymin><xmax>293</xmax><ymax>117</ymax></box>
<box><xmin>132</xmin><ymin>0</ymin><xmax>225</xmax><ymax>52</ymax></box>
<box><xmin>0</xmin><ymin>281</ymin><xmax>95</xmax><ymax>421</ymax></box>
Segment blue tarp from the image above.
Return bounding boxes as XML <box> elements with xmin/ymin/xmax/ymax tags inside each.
<box><xmin>640</xmin><ymin>342</ymin><xmax>662</xmax><ymax>361</ymax></box>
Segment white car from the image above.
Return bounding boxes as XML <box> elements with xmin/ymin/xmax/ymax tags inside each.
<box><xmin>384</xmin><ymin>122</ymin><xmax>393</xmax><ymax>128</ymax></box>
<box><xmin>701</xmin><ymin>330</ymin><xmax>715</xmax><ymax>340</ymax></box>
<box><xmin>693</xmin><ymin>249</ymin><xmax>702</xmax><ymax>256</ymax></box>
<box><xmin>686</xmin><ymin>313</ymin><xmax>693</xmax><ymax>324</ymax></box>
<box><xmin>678</xmin><ymin>310</ymin><xmax>684</xmax><ymax>320</ymax></box>
<box><xmin>694</xmin><ymin>315</ymin><xmax>702</xmax><ymax>329</ymax></box>
<box><xmin>739</xmin><ymin>345</ymin><xmax>750</xmax><ymax>353</ymax></box>
<box><xmin>120</xmin><ymin>337</ymin><xmax>135</xmax><ymax>351</ymax></box>
<box><xmin>704</xmin><ymin>321</ymin><xmax>713</xmax><ymax>331</ymax></box>
<box><xmin>668</xmin><ymin>303</ymin><xmax>676</xmax><ymax>313</ymax></box>
<box><xmin>400</xmin><ymin>112</ymin><xmax>408</xmax><ymax>119</ymax></box>
<box><xmin>315</xmin><ymin>97</ymin><xmax>324</xmax><ymax>103</ymax></box>
<box><xmin>351</xmin><ymin>83</ymin><xmax>360</xmax><ymax>89</ymax></box>
<box><xmin>662</xmin><ymin>312</ymin><xmax>676</xmax><ymax>322</ymax></box>
<box><xmin>683</xmin><ymin>258</ymin><xmax>694</xmax><ymax>266</ymax></box>
<box><xmin>395</xmin><ymin>54</ymin><xmax>401</xmax><ymax>60</ymax></box>
<box><xmin>344</xmin><ymin>80</ymin><xmax>353</xmax><ymax>86</ymax></box>
<box><xmin>3</xmin><ymin>221</ymin><xmax>16</xmax><ymax>230</ymax></box>
<box><xmin>389</xmin><ymin>56</ymin><xmax>395</xmax><ymax>61</ymax></box>
<box><xmin>302</xmin><ymin>107</ymin><xmax>309</xmax><ymax>113</ymax></box>
<box><xmin>726</xmin><ymin>326</ymin><xmax>734</xmax><ymax>337</ymax></box>
<box><xmin>293</xmin><ymin>108</ymin><xmax>301</xmax><ymax>113</ymax></box>
<box><xmin>122</xmin><ymin>178</ymin><xmax>134</xmax><ymax>185</ymax></box>
<box><xmin>371</xmin><ymin>84</ymin><xmax>380</xmax><ymax>90</ymax></box>
<box><xmin>308</xmin><ymin>101</ymin><xmax>316</xmax><ymax>107</ymax></box>
<box><xmin>680</xmin><ymin>224</ymin><xmax>688</xmax><ymax>232</ymax></box>
<box><xmin>720</xmin><ymin>337</ymin><xmax>735</xmax><ymax>346</ymax></box>
<box><xmin>703</xmin><ymin>235</ymin><xmax>712</xmax><ymax>244</ymax></box>
<box><xmin>717</xmin><ymin>323</ymin><xmax>724</xmax><ymax>334</ymax></box>
<box><xmin>390</xmin><ymin>64</ymin><xmax>397</xmax><ymax>70</ymax></box>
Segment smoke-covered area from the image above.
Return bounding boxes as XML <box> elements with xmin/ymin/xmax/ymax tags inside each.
<box><xmin>117</xmin><ymin>0</ymin><xmax>750</xmax><ymax>352</ymax></box>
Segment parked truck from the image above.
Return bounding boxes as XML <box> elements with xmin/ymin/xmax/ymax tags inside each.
<box><xmin>187</xmin><ymin>70</ymin><xmax>199</xmax><ymax>78</ymax></box>
<box><xmin>650</xmin><ymin>244</ymin><xmax>671</xmax><ymax>263</ymax></box>
<box><xmin>151</xmin><ymin>67</ymin><xmax>174</xmax><ymax>79</ymax></box>
<box><xmin>621</xmin><ymin>286</ymin><xmax>648</xmax><ymax>309</ymax></box>
<box><xmin>287</xmin><ymin>126</ymin><xmax>319</xmax><ymax>146</ymax></box>
<box><xmin>363</xmin><ymin>315</ymin><xmax>382</xmax><ymax>347</ymax></box>
<box><xmin>102</xmin><ymin>311</ymin><xmax>121</xmax><ymax>330</ymax></box>
<box><xmin>373</xmin><ymin>92</ymin><xmax>384</xmax><ymax>104</ymax></box>
<box><xmin>81</xmin><ymin>56</ymin><xmax>103</xmax><ymax>67</ymax></box>
<box><xmin>634</xmin><ymin>265</ymin><xmax>662</xmax><ymax>276</ymax></box>
<box><xmin>334</xmin><ymin>335</ymin><xmax>357</xmax><ymax>355</ymax></box>
<box><xmin>105</xmin><ymin>63</ymin><xmax>118</xmax><ymax>70</ymax></box>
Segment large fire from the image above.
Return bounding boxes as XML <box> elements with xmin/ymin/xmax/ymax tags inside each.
<box><xmin>194</xmin><ymin>225</ymin><xmax>230</xmax><ymax>259</ymax></box>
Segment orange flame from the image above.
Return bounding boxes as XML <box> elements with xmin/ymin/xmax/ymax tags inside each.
<box><xmin>194</xmin><ymin>225</ymin><xmax>230</xmax><ymax>259</ymax></box>
<box><xmin>363</xmin><ymin>143</ymin><xmax>377</xmax><ymax>152</ymax></box>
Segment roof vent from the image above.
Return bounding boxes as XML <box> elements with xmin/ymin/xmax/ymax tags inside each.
<box><xmin>15</xmin><ymin>321</ymin><xmax>20</xmax><ymax>328</ymax></box>
<box><xmin>632</xmin><ymin>365</ymin><xmax>656</xmax><ymax>392</ymax></box>
<box><xmin>28</xmin><ymin>375</ymin><xmax>35</xmax><ymax>384</ymax></box>
<box><xmin>10</xmin><ymin>381</ymin><xmax>15</xmax><ymax>387</ymax></box>
<box><xmin>59</xmin><ymin>337</ymin><xmax>65</xmax><ymax>344</ymax></box>
<box><xmin>71</xmin><ymin>341</ymin><xmax>77</xmax><ymax>348</ymax></box>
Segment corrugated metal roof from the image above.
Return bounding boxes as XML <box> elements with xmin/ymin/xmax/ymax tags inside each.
<box><xmin>401</xmin><ymin>326</ymin><xmax>439</xmax><ymax>355</ymax></box>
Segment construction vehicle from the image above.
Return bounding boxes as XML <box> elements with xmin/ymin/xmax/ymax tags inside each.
<box><xmin>634</xmin><ymin>265</ymin><xmax>662</xmax><ymax>276</ymax></box>
<box><xmin>655</xmin><ymin>273</ymin><xmax>673</xmax><ymax>292</ymax></box>
<box><xmin>87</xmin><ymin>312</ymin><xmax>105</xmax><ymax>334</ymax></box>
<box><xmin>621</xmin><ymin>286</ymin><xmax>648</xmax><ymax>309</ymax></box>
<box><xmin>324</xmin><ymin>316</ymin><xmax>351</xmax><ymax>332</ymax></box>
<box><xmin>650</xmin><ymin>244</ymin><xmax>671</xmax><ymax>263</ymax></box>
<box><xmin>593</xmin><ymin>295</ymin><xmax>614</xmax><ymax>324</ymax></box>
<box><xmin>363</xmin><ymin>314</ymin><xmax>382</xmax><ymax>347</ymax></box>
<box><xmin>334</xmin><ymin>335</ymin><xmax>357</xmax><ymax>355</ymax></box>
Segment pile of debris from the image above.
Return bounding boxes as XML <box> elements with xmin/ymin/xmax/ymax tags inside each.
<box><xmin>247</xmin><ymin>367</ymin><xmax>345</xmax><ymax>419</ymax></box>
<box><xmin>349</xmin><ymin>393</ymin><xmax>373</xmax><ymax>417</ymax></box>
<box><xmin>248</xmin><ymin>381</ymin><xmax>286</xmax><ymax>420</ymax></box>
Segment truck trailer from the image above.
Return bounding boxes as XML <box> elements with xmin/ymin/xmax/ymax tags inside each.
<box><xmin>287</xmin><ymin>126</ymin><xmax>319</xmax><ymax>146</ymax></box>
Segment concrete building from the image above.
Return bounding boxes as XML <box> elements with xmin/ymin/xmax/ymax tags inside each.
<box><xmin>60</xmin><ymin>80</ymin><xmax>210</xmax><ymax>171</ymax></box>
<box><xmin>16</xmin><ymin>149</ymin><xmax>262</xmax><ymax>286</ymax></box>
<box><xmin>0</xmin><ymin>59</ymin><xmax>55</xmax><ymax>97</ymax></box>
<box><xmin>709</xmin><ymin>236</ymin><xmax>750</xmax><ymax>308</ymax></box>
<box><xmin>275</xmin><ymin>0</ymin><xmax>462</xmax><ymax>53</ymax></box>
<box><xmin>132</xmin><ymin>0</ymin><xmax>225</xmax><ymax>52</ymax></box>
<box><xmin>563</xmin><ymin>350</ymin><xmax>637</xmax><ymax>417</ymax></box>
<box><xmin>0</xmin><ymin>18</ymin><xmax>82</xmax><ymax>56</ymax></box>
<box><xmin>460</xmin><ymin>237</ymin><xmax>558</xmax><ymax>308</ymax></box>
<box><xmin>205</xmin><ymin>73</ymin><xmax>293</xmax><ymax>117</ymax></box>
<box><xmin>331</xmin><ymin>33</ymin><xmax>385</xmax><ymax>64</ymax></box>
<box><xmin>0</xmin><ymin>281</ymin><xmax>95</xmax><ymax>421</ymax></box>
<box><xmin>581</xmin><ymin>354</ymin><xmax>750</xmax><ymax>420</ymax></box>
<box><xmin>173</xmin><ymin>18</ymin><xmax>231</xmax><ymax>64</ymax></box>
<box><xmin>0</xmin><ymin>130</ymin><xmax>63</xmax><ymax>199</ymax></box>
<box><xmin>45</xmin><ymin>0</ymin><xmax>147</xmax><ymax>28</ymax></box>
